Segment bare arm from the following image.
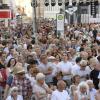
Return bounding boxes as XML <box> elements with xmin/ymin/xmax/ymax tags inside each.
<box><xmin>35</xmin><ymin>92</ymin><xmax>47</xmax><ymax>99</ymax></box>
<box><xmin>43</xmin><ymin>83</ymin><xmax>52</xmax><ymax>94</ymax></box>
<box><xmin>73</xmin><ymin>92</ymin><xmax>78</xmax><ymax>100</ymax></box>
<box><xmin>95</xmin><ymin>94</ymin><xmax>100</xmax><ymax>100</ymax></box>
<box><xmin>3</xmin><ymin>84</ymin><xmax>10</xmax><ymax>100</ymax></box>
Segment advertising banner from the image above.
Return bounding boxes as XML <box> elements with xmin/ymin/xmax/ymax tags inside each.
<box><xmin>0</xmin><ymin>10</ymin><xmax>11</xmax><ymax>19</ymax></box>
<box><xmin>56</xmin><ymin>14</ymin><xmax>64</xmax><ymax>38</ymax></box>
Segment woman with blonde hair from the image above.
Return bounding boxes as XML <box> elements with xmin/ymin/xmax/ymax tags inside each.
<box><xmin>74</xmin><ymin>81</ymin><xmax>90</xmax><ymax>100</ymax></box>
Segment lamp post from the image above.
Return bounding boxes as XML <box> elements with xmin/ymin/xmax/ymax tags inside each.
<box><xmin>31</xmin><ymin>0</ymin><xmax>37</xmax><ymax>36</ymax></box>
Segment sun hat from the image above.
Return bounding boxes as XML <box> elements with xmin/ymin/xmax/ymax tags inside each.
<box><xmin>12</xmin><ymin>63</ymin><xmax>25</xmax><ymax>74</ymax></box>
<box><xmin>48</xmin><ymin>56</ymin><xmax>56</xmax><ymax>60</ymax></box>
<box><xmin>36</xmin><ymin>73</ymin><xmax>45</xmax><ymax>80</ymax></box>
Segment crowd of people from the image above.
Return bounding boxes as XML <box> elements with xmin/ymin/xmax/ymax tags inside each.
<box><xmin>0</xmin><ymin>19</ymin><xmax>100</xmax><ymax>100</ymax></box>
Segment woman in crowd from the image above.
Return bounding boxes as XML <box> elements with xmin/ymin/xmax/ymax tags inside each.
<box><xmin>74</xmin><ymin>81</ymin><xmax>90</xmax><ymax>100</ymax></box>
<box><xmin>6</xmin><ymin>58</ymin><xmax>17</xmax><ymax>75</ymax></box>
<box><xmin>71</xmin><ymin>75</ymin><xmax>80</xmax><ymax>86</ymax></box>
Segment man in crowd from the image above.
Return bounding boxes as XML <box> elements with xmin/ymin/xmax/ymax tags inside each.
<box><xmin>51</xmin><ymin>80</ymin><xmax>70</xmax><ymax>100</ymax></box>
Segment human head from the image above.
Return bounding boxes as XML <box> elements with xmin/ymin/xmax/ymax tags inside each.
<box><xmin>62</xmin><ymin>52</ymin><xmax>69</xmax><ymax>61</ymax></box>
<box><xmin>9</xmin><ymin>87</ymin><xmax>18</xmax><ymax>97</ymax></box>
<box><xmin>36</xmin><ymin>73</ymin><xmax>45</xmax><ymax>85</ymax></box>
<box><xmin>80</xmin><ymin>51</ymin><xmax>88</xmax><ymax>60</ymax></box>
<box><xmin>75</xmin><ymin>57</ymin><xmax>82</xmax><ymax>64</ymax></box>
<box><xmin>7</xmin><ymin>58</ymin><xmax>17</xmax><ymax>68</ymax></box>
<box><xmin>78</xmin><ymin>81</ymin><xmax>89</xmax><ymax>94</ymax></box>
<box><xmin>27</xmin><ymin>44</ymin><xmax>32</xmax><ymax>52</ymax></box>
<box><xmin>27</xmin><ymin>65</ymin><xmax>39</xmax><ymax>77</ymax></box>
<box><xmin>40</xmin><ymin>54</ymin><xmax>47</xmax><ymax>64</ymax></box>
<box><xmin>80</xmin><ymin>60</ymin><xmax>87</xmax><ymax>69</ymax></box>
<box><xmin>57</xmin><ymin>80</ymin><xmax>66</xmax><ymax>92</ymax></box>
<box><xmin>85</xmin><ymin>47</ymin><xmax>92</xmax><ymax>57</ymax></box>
<box><xmin>13</xmin><ymin>63</ymin><xmax>25</xmax><ymax>79</ymax></box>
<box><xmin>89</xmin><ymin>57</ymin><xmax>97</xmax><ymax>67</ymax></box>
<box><xmin>72</xmin><ymin>75</ymin><xmax>80</xmax><ymax>85</ymax></box>
<box><xmin>86</xmin><ymin>80</ymin><xmax>94</xmax><ymax>90</ymax></box>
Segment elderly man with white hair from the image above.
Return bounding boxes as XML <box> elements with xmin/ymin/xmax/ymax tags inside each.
<box><xmin>51</xmin><ymin>80</ymin><xmax>70</xmax><ymax>100</ymax></box>
<box><xmin>33</xmin><ymin>73</ymin><xmax>52</xmax><ymax>100</ymax></box>
<box><xmin>86</xmin><ymin>80</ymin><xmax>97</xmax><ymax>100</ymax></box>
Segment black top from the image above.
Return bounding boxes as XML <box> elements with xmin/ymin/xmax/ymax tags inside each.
<box><xmin>90</xmin><ymin>69</ymin><xmax>99</xmax><ymax>89</ymax></box>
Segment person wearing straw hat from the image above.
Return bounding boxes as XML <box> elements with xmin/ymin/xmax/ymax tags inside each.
<box><xmin>4</xmin><ymin>63</ymin><xmax>32</xmax><ymax>100</ymax></box>
<box><xmin>6</xmin><ymin>86</ymin><xmax>23</xmax><ymax>100</ymax></box>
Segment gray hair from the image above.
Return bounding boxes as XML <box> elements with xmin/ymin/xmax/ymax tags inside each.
<box><xmin>86</xmin><ymin>80</ymin><xmax>93</xmax><ymax>84</ymax></box>
<box><xmin>57</xmin><ymin>80</ymin><xmax>66</xmax><ymax>87</ymax></box>
<box><xmin>9</xmin><ymin>87</ymin><xmax>18</xmax><ymax>95</ymax></box>
<box><xmin>77</xmin><ymin>81</ymin><xmax>89</xmax><ymax>93</ymax></box>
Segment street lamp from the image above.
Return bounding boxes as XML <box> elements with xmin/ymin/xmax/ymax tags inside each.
<box><xmin>58</xmin><ymin>0</ymin><xmax>63</xmax><ymax>6</ymax></box>
<box><xmin>44</xmin><ymin>0</ymin><xmax>49</xmax><ymax>6</ymax></box>
<box><xmin>65</xmin><ymin>0</ymin><xmax>69</xmax><ymax>6</ymax></box>
<box><xmin>31</xmin><ymin>0</ymin><xmax>37</xmax><ymax>36</ymax></box>
<box><xmin>51</xmin><ymin>0</ymin><xmax>56</xmax><ymax>6</ymax></box>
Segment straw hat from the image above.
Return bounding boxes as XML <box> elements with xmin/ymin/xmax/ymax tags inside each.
<box><xmin>12</xmin><ymin>63</ymin><xmax>25</xmax><ymax>74</ymax></box>
<box><xmin>48</xmin><ymin>56</ymin><xmax>56</xmax><ymax>60</ymax></box>
<box><xmin>36</xmin><ymin>73</ymin><xmax>45</xmax><ymax>80</ymax></box>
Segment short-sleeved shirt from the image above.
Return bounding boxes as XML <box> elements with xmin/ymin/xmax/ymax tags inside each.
<box><xmin>51</xmin><ymin>90</ymin><xmax>70</xmax><ymax>100</ymax></box>
<box><xmin>33</xmin><ymin>83</ymin><xmax>49</xmax><ymax>100</ymax></box>
<box><xmin>11</xmin><ymin>76</ymin><xmax>32</xmax><ymax>99</ymax></box>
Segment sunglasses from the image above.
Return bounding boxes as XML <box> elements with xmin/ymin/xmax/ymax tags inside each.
<box><xmin>13</xmin><ymin>90</ymin><xmax>18</xmax><ymax>92</ymax></box>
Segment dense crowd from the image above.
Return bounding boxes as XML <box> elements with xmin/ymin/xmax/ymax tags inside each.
<box><xmin>0</xmin><ymin>20</ymin><xmax>100</xmax><ymax>100</ymax></box>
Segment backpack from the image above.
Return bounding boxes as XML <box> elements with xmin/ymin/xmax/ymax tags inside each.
<box><xmin>0</xmin><ymin>68</ymin><xmax>7</xmax><ymax>88</ymax></box>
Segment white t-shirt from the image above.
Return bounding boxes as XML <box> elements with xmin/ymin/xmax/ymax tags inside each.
<box><xmin>72</xmin><ymin>68</ymin><xmax>90</xmax><ymax>81</ymax></box>
<box><xmin>6</xmin><ymin>95</ymin><xmax>23</xmax><ymax>100</ymax></box>
<box><xmin>5</xmin><ymin>54</ymin><xmax>13</xmax><ymax>64</ymax></box>
<box><xmin>57</xmin><ymin>61</ymin><xmax>73</xmax><ymax>74</ymax></box>
<box><xmin>38</xmin><ymin>62</ymin><xmax>49</xmax><ymax>73</ymax></box>
<box><xmin>89</xmin><ymin>88</ymin><xmax>97</xmax><ymax>100</ymax></box>
<box><xmin>71</xmin><ymin>63</ymin><xmax>80</xmax><ymax>75</ymax></box>
<box><xmin>3</xmin><ymin>47</ymin><xmax>9</xmax><ymax>54</ymax></box>
<box><xmin>33</xmin><ymin>83</ymin><xmax>49</xmax><ymax>100</ymax></box>
<box><xmin>51</xmin><ymin>90</ymin><xmax>70</xmax><ymax>100</ymax></box>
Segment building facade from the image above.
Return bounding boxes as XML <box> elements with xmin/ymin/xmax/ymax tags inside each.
<box><xmin>1</xmin><ymin>0</ymin><xmax>100</xmax><ymax>24</ymax></box>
